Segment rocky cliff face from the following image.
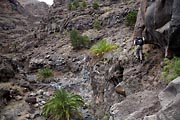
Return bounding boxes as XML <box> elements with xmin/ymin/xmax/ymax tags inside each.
<box><xmin>0</xmin><ymin>0</ymin><xmax>49</xmax><ymax>54</ymax></box>
<box><xmin>0</xmin><ymin>0</ymin><xmax>29</xmax><ymax>53</ymax></box>
<box><xmin>18</xmin><ymin>0</ymin><xmax>49</xmax><ymax>19</ymax></box>
<box><xmin>133</xmin><ymin>0</ymin><xmax>180</xmax><ymax>57</ymax></box>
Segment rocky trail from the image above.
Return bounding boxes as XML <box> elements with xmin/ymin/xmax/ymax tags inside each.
<box><xmin>1</xmin><ymin>0</ymin><xmax>180</xmax><ymax>120</ymax></box>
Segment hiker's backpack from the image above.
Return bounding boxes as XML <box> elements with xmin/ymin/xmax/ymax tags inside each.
<box><xmin>136</xmin><ymin>38</ymin><xmax>143</xmax><ymax>46</ymax></box>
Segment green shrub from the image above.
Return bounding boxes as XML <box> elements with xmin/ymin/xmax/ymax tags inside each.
<box><xmin>173</xmin><ymin>57</ymin><xmax>180</xmax><ymax>74</ymax></box>
<box><xmin>161</xmin><ymin>57</ymin><xmax>180</xmax><ymax>82</ymax></box>
<box><xmin>81</xmin><ymin>0</ymin><xmax>87</xmax><ymax>8</ymax></box>
<box><xmin>79</xmin><ymin>0</ymin><xmax>87</xmax><ymax>10</ymax></box>
<box><xmin>68</xmin><ymin>0</ymin><xmax>79</xmax><ymax>10</ymax></box>
<box><xmin>92</xmin><ymin>1</ymin><xmax>99</xmax><ymax>9</ymax></box>
<box><xmin>163</xmin><ymin>65</ymin><xmax>171</xmax><ymax>72</ymax></box>
<box><xmin>70</xmin><ymin>30</ymin><xmax>90</xmax><ymax>49</ymax></box>
<box><xmin>73</xmin><ymin>0</ymin><xmax>79</xmax><ymax>7</ymax></box>
<box><xmin>102</xmin><ymin>113</ymin><xmax>109</xmax><ymax>120</ymax></box>
<box><xmin>43</xmin><ymin>89</ymin><xmax>84</xmax><ymax>120</ymax></box>
<box><xmin>161</xmin><ymin>72</ymin><xmax>167</xmax><ymax>78</ymax></box>
<box><xmin>90</xmin><ymin>39</ymin><xmax>117</xmax><ymax>56</ymax></box>
<box><xmin>71</xmin><ymin>4</ymin><xmax>77</xmax><ymax>10</ymax></box>
<box><xmin>167</xmin><ymin>73</ymin><xmax>179</xmax><ymax>82</ymax></box>
<box><xmin>93</xmin><ymin>20</ymin><xmax>101</xmax><ymax>30</ymax></box>
<box><xmin>68</xmin><ymin>2</ymin><xmax>72</xmax><ymax>10</ymax></box>
<box><xmin>37</xmin><ymin>68</ymin><xmax>53</xmax><ymax>78</ymax></box>
<box><xmin>125</xmin><ymin>10</ymin><xmax>138</xmax><ymax>27</ymax></box>
<box><xmin>163</xmin><ymin>58</ymin><xmax>170</xmax><ymax>65</ymax></box>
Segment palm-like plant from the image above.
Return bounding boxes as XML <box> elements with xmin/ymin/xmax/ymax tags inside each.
<box><xmin>42</xmin><ymin>89</ymin><xmax>84</xmax><ymax>120</ymax></box>
<box><xmin>90</xmin><ymin>39</ymin><xmax>117</xmax><ymax>56</ymax></box>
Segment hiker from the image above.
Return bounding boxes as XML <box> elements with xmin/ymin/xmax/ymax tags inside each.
<box><xmin>134</xmin><ymin>37</ymin><xmax>144</xmax><ymax>62</ymax></box>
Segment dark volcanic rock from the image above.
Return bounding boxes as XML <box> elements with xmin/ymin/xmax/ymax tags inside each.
<box><xmin>0</xmin><ymin>89</ymin><xmax>11</xmax><ymax>104</ymax></box>
<box><xmin>25</xmin><ymin>97</ymin><xmax>37</xmax><ymax>104</ymax></box>
<box><xmin>168</xmin><ymin>0</ymin><xmax>180</xmax><ymax>56</ymax></box>
<box><xmin>0</xmin><ymin>55</ymin><xmax>17</xmax><ymax>81</ymax></box>
<box><xmin>133</xmin><ymin>0</ymin><xmax>180</xmax><ymax>57</ymax></box>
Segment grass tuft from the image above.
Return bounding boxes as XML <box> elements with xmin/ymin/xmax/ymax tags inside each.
<box><xmin>37</xmin><ymin>68</ymin><xmax>53</xmax><ymax>79</ymax></box>
<box><xmin>90</xmin><ymin>39</ymin><xmax>117</xmax><ymax>57</ymax></box>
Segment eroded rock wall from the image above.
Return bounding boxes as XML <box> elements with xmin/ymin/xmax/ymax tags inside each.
<box><xmin>134</xmin><ymin>0</ymin><xmax>180</xmax><ymax>57</ymax></box>
<box><xmin>0</xmin><ymin>0</ymin><xmax>28</xmax><ymax>53</ymax></box>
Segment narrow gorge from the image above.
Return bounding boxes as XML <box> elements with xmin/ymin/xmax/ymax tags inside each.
<box><xmin>0</xmin><ymin>0</ymin><xmax>180</xmax><ymax>120</ymax></box>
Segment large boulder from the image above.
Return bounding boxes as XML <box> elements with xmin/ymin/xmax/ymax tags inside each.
<box><xmin>168</xmin><ymin>0</ymin><xmax>180</xmax><ymax>56</ymax></box>
<box><xmin>110</xmin><ymin>90</ymin><xmax>160</xmax><ymax>120</ymax></box>
<box><xmin>144</xmin><ymin>77</ymin><xmax>180</xmax><ymax>120</ymax></box>
<box><xmin>133</xmin><ymin>0</ymin><xmax>180</xmax><ymax>57</ymax></box>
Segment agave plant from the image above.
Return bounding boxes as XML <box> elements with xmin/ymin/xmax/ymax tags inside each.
<box><xmin>42</xmin><ymin>89</ymin><xmax>84</xmax><ymax>120</ymax></box>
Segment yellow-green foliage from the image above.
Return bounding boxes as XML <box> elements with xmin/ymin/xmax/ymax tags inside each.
<box><xmin>125</xmin><ymin>10</ymin><xmax>137</xmax><ymax>27</ymax></box>
<box><xmin>37</xmin><ymin>68</ymin><xmax>53</xmax><ymax>78</ymax></box>
<box><xmin>70</xmin><ymin>29</ymin><xmax>90</xmax><ymax>49</ymax></box>
<box><xmin>102</xmin><ymin>113</ymin><xmax>109</xmax><ymax>120</ymax></box>
<box><xmin>161</xmin><ymin>57</ymin><xmax>180</xmax><ymax>82</ymax></box>
<box><xmin>43</xmin><ymin>89</ymin><xmax>84</xmax><ymax>120</ymax></box>
<box><xmin>90</xmin><ymin>39</ymin><xmax>117</xmax><ymax>56</ymax></box>
<box><xmin>93</xmin><ymin>20</ymin><xmax>101</xmax><ymax>30</ymax></box>
<box><xmin>81</xmin><ymin>0</ymin><xmax>87</xmax><ymax>8</ymax></box>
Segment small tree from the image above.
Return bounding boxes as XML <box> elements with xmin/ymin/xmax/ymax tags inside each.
<box><xmin>70</xmin><ymin>30</ymin><xmax>90</xmax><ymax>49</ymax></box>
<box><xmin>125</xmin><ymin>10</ymin><xmax>137</xmax><ymax>27</ymax></box>
<box><xmin>93</xmin><ymin>20</ymin><xmax>101</xmax><ymax>30</ymax></box>
<box><xmin>43</xmin><ymin>89</ymin><xmax>84</xmax><ymax>120</ymax></box>
<box><xmin>68</xmin><ymin>0</ymin><xmax>79</xmax><ymax>10</ymax></box>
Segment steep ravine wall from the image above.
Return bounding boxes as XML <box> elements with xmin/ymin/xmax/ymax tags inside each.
<box><xmin>133</xmin><ymin>0</ymin><xmax>180</xmax><ymax>57</ymax></box>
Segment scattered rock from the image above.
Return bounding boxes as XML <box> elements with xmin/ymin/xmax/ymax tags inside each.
<box><xmin>115</xmin><ymin>84</ymin><xmax>126</xmax><ymax>97</ymax></box>
<box><xmin>36</xmin><ymin>89</ymin><xmax>44</xmax><ymax>95</ymax></box>
<box><xmin>29</xmin><ymin>54</ymin><xmax>70</xmax><ymax>72</ymax></box>
<box><xmin>15</xmin><ymin>95</ymin><xmax>23</xmax><ymax>101</ymax></box>
<box><xmin>82</xmin><ymin>29</ymin><xmax>103</xmax><ymax>41</ymax></box>
<box><xmin>25</xmin><ymin>113</ymin><xmax>31</xmax><ymax>119</ymax></box>
<box><xmin>25</xmin><ymin>97</ymin><xmax>37</xmax><ymax>104</ymax></box>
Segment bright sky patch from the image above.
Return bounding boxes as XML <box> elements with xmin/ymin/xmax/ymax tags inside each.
<box><xmin>39</xmin><ymin>0</ymin><xmax>53</xmax><ymax>5</ymax></box>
